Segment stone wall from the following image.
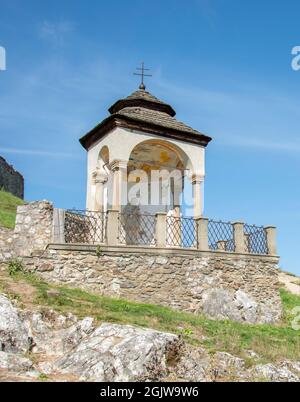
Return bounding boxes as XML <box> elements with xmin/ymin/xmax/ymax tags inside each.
<box><xmin>12</xmin><ymin>201</ymin><xmax>53</xmax><ymax>257</ymax></box>
<box><xmin>0</xmin><ymin>227</ymin><xmax>14</xmax><ymax>261</ymax></box>
<box><xmin>0</xmin><ymin>156</ymin><xmax>24</xmax><ymax>199</ymax></box>
<box><xmin>22</xmin><ymin>246</ymin><xmax>282</xmax><ymax>324</ymax></box>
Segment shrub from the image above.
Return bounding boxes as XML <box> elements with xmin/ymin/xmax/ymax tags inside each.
<box><xmin>7</xmin><ymin>259</ymin><xmax>24</xmax><ymax>276</ymax></box>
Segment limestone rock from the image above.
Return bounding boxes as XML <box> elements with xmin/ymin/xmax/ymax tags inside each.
<box><xmin>253</xmin><ymin>363</ymin><xmax>299</xmax><ymax>382</ymax></box>
<box><xmin>234</xmin><ymin>290</ymin><xmax>258</xmax><ymax>324</ymax></box>
<box><xmin>28</xmin><ymin>312</ymin><xmax>94</xmax><ymax>356</ymax></box>
<box><xmin>167</xmin><ymin>346</ymin><xmax>211</xmax><ymax>382</ymax></box>
<box><xmin>52</xmin><ymin>323</ymin><xmax>182</xmax><ymax>382</ymax></box>
<box><xmin>0</xmin><ymin>294</ymin><xmax>29</xmax><ymax>353</ymax></box>
<box><xmin>0</xmin><ymin>351</ymin><xmax>33</xmax><ymax>372</ymax></box>
<box><xmin>202</xmin><ymin>288</ymin><xmax>277</xmax><ymax>324</ymax></box>
<box><xmin>211</xmin><ymin>351</ymin><xmax>248</xmax><ymax>381</ymax></box>
<box><xmin>202</xmin><ymin>288</ymin><xmax>242</xmax><ymax>322</ymax></box>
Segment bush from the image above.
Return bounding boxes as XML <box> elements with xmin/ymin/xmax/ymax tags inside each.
<box><xmin>8</xmin><ymin>259</ymin><xmax>24</xmax><ymax>276</ymax></box>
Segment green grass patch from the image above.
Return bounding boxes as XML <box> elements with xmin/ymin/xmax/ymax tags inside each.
<box><xmin>3</xmin><ymin>269</ymin><xmax>299</xmax><ymax>364</ymax></box>
<box><xmin>280</xmin><ymin>288</ymin><xmax>300</xmax><ymax>324</ymax></box>
<box><xmin>7</xmin><ymin>259</ymin><xmax>25</xmax><ymax>276</ymax></box>
<box><xmin>0</xmin><ymin>190</ymin><xmax>24</xmax><ymax>228</ymax></box>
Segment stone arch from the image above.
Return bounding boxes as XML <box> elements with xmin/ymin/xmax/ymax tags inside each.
<box><xmin>127</xmin><ymin>139</ymin><xmax>194</xmax><ymax>173</ymax></box>
<box><xmin>126</xmin><ymin>139</ymin><xmax>193</xmax><ymax>216</ymax></box>
<box><xmin>98</xmin><ymin>145</ymin><xmax>110</xmax><ymax>173</ymax></box>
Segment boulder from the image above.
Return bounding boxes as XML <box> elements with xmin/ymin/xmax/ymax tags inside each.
<box><xmin>0</xmin><ymin>294</ymin><xmax>29</xmax><ymax>352</ymax></box>
<box><xmin>27</xmin><ymin>312</ymin><xmax>94</xmax><ymax>356</ymax></box>
<box><xmin>202</xmin><ymin>288</ymin><xmax>242</xmax><ymax>322</ymax></box>
<box><xmin>166</xmin><ymin>346</ymin><xmax>211</xmax><ymax>382</ymax></box>
<box><xmin>202</xmin><ymin>288</ymin><xmax>277</xmax><ymax>324</ymax></box>
<box><xmin>253</xmin><ymin>363</ymin><xmax>299</xmax><ymax>382</ymax></box>
<box><xmin>52</xmin><ymin>323</ymin><xmax>182</xmax><ymax>382</ymax></box>
<box><xmin>0</xmin><ymin>351</ymin><xmax>33</xmax><ymax>372</ymax></box>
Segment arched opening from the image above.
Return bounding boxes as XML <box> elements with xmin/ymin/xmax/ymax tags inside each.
<box><xmin>117</xmin><ymin>139</ymin><xmax>194</xmax><ymax>246</ymax></box>
<box><xmin>126</xmin><ymin>139</ymin><xmax>192</xmax><ymax>215</ymax></box>
<box><xmin>92</xmin><ymin>146</ymin><xmax>110</xmax><ymax>213</ymax></box>
<box><xmin>98</xmin><ymin>145</ymin><xmax>110</xmax><ymax>172</ymax></box>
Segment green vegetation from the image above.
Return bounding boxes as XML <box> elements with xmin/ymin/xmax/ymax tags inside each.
<box><xmin>0</xmin><ymin>190</ymin><xmax>24</xmax><ymax>228</ymax></box>
<box><xmin>1</xmin><ymin>267</ymin><xmax>300</xmax><ymax>364</ymax></box>
<box><xmin>280</xmin><ymin>288</ymin><xmax>300</xmax><ymax>325</ymax></box>
<box><xmin>7</xmin><ymin>259</ymin><xmax>25</xmax><ymax>276</ymax></box>
<box><xmin>38</xmin><ymin>373</ymin><xmax>49</xmax><ymax>382</ymax></box>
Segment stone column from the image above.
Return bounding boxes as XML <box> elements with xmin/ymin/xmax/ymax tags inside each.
<box><xmin>233</xmin><ymin>222</ymin><xmax>246</xmax><ymax>253</ymax></box>
<box><xmin>109</xmin><ymin>160</ymin><xmax>128</xmax><ymax>212</ymax></box>
<box><xmin>52</xmin><ymin>208</ymin><xmax>65</xmax><ymax>244</ymax></box>
<box><xmin>92</xmin><ymin>172</ymin><xmax>107</xmax><ymax>212</ymax></box>
<box><xmin>155</xmin><ymin>212</ymin><xmax>167</xmax><ymax>248</ymax></box>
<box><xmin>106</xmin><ymin>209</ymin><xmax>119</xmax><ymax>246</ymax></box>
<box><xmin>192</xmin><ymin>175</ymin><xmax>204</xmax><ymax>218</ymax></box>
<box><xmin>217</xmin><ymin>240</ymin><xmax>227</xmax><ymax>251</ymax></box>
<box><xmin>172</xmin><ymin>183</ymin><xmax>181</xmax><ymax>246</ymax></box>
<box><xmin>195</xmin><ymin>217</ymin><xmax>209</xmax><ymax>251</ymax></box>
<box><xmin>265</xmin><ymin>226</ymin><xmax>277</xmax><ymax>255</ymax></box>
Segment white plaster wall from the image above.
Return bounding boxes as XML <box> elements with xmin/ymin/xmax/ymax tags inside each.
<box><xmin>86</xmin><ymin>127</ymin><xmax>206</xmax><ymax>210</ymax></box>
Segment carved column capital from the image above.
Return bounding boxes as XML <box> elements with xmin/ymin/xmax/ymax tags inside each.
<box><xmin>191</xmin><ymin>174</ymin><xmax>205</xmax><ymax>185</ymax></box>
<box><xmin>92</xmin><ymin>170</ymin><xmax>107</xmax><ymax>185</ymax></box>
<box><xmin>108</xmin><ymin>159</ymin><xmax>128</xmax><ymax>172</ymax></box>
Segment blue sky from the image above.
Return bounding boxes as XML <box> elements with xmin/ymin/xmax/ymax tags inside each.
<box><xmin>0</xmin><ymin>0</ymin><xmax>300</xmax><ymax>274</ymax></box>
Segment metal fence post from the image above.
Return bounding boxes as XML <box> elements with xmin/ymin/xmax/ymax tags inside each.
<box><xmin>265</xmin><ymin>226</ymin><xmax>277</xmax><ymax>255</ymax></box>
<box><xmin>106</xmin><ymin>209</ymin><xmax>119</xmax><ymax>246</ymax></box>
<box><xmin>155</xmin><ymin>212</ymin><xmax>167</xmax><ymax>248</ymax></box>
<box><xmin>195</xmin><ymin>217</ymin><xmax>209</xmax><ymax>251</ymax></box>
<box><xmin>233</xmin><ymin>222</ymin><xmax>245</xmax><ymax>253</ymax></box>
<box><xmin>52</xmin><ymin>208</ymin><xmax>65</xmax><ymax>243</ymax></box>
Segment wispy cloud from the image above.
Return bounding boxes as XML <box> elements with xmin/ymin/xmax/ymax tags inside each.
<box><xmin>0</xmin><ymin>147</ymin><xmax>83</xmax><ymax>159</ymax></box>
<box><xmin>220</xmin><ymin>136</ymin><xmax>300</xmax><ymax>153</ymax></box>
<box><xmin>38</xmin><ymin>20</ymin><xmax>74</xmax><ymax>47</ymax></box>
<box><xmin>155</xmin><ymin>77</ymin><xmax>300</xmax><ymax>154</ymax></box>
<box><xmin>195</xmin><ymin>0</ymin><xmax>218</xmax><ymax>29</ymax></box>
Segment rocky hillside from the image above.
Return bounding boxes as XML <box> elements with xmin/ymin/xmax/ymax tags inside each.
<box><xmin>0</xmin><ymin>262</ymin><xmax>300</xmax><ymax>382</ymax></box>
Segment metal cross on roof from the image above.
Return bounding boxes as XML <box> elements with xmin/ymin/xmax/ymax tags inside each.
<box><xmin>134</xmin><ymin>62</ymin><xmax>152</xmax><ymax>91</ymax></box>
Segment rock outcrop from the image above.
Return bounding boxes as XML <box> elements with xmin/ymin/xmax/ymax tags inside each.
<box><xmin>52</xmin><ymin>324</ymin><xmax>181</xmax><ymax>382</ymax></box>
<box><xmin>0</xmin><ymin>294</ymin><xmax>29</xmax><ymax>353</ymax></box>
<box><xmin>0</xmin><ymin>294</ymin><xmax>299</xmax><ymax>382</ymax></box>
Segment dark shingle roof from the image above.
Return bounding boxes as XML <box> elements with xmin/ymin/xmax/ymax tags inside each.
<box><xmin>124</xmin><ymin>90</ymin><xmax>169</xmax><ymax>104</ymax></box>
<box><xmin>118</xmin><ymin>106</ymin><xmax>205</xmax><ymax>137</ymax></box>
<box><xmin>80</xmin><ymin>88</ymin><xmax>212</xmax><ymax>149</ymax></box>
<box><xmin>108</xmin><ymin>89</ymin><xmax>176</xmax><ymax>117</ymax></box>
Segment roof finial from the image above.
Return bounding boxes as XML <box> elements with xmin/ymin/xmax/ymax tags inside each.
<box><xmin>134</xmin><ymin>62</ymin><xmax>152</xmax><ymax>91</ymax></box>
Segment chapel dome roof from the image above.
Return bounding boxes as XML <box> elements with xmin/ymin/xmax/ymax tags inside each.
<box><xmin>108</xmin><ymin>89</ymin><xmax>176</xmax><ymax>117</ymax></box>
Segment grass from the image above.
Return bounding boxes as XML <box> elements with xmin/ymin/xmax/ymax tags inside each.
<box><xmin>2</xmin><ymin>265</ymin><xmax>300</xmax><ymax>364</ymax></box>
<box><xmin>0</xmin><ymin>190</ymin><xmax>24</xmax><ymax>228</ymax></box>
<box><xmin>280</xmin><ymin>288</ymin><xmax>300</xmax><ymax>324</ymax></box>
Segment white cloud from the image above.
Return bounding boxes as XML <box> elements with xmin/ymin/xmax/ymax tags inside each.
<box><xmin>222</xmin><ymin>137</ymin><xmax>300</xmax><ymax>153</ymax></box>
<box><xmin>38</xmin><ymin>20</ymin><xmax>74</xmax><ymax>47</ymax></box>
<box><xmin>0</xmin><ymin>147</ymin><xmax>83</xmax><ymax>159</ymax></box>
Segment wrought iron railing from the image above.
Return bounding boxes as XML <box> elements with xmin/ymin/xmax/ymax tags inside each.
<box><xmin>64</xmin><ymin>210</ymin><xmax>106</xmax><ymax>244</ymax></box>
<box><xmin>118</xmin><ymin>213</ymin><xmax>156</xmax><ymax>246</ymax></box>
<box><xmin>208</xmin><ymin>219</ymin><xmax>235</xmax><ymax>252</ymax></box>
<box><xmin>166</xmin><ymin>216</ymin><xmax>197</xmax><ymax>248</ymax></box>
<box><xmin>62</xmin><ymin>209</ymin><xmax>271</xmax><ymax>255</ymax></box>
<box><xmin>244</xmin><ymin>224</ymin><xmax>268</xmax><ymax>254</ymax></box>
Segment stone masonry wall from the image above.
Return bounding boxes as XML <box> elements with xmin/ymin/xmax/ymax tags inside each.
<box><xmin>23</xmin><ymin>248</ymin><xmax>282</xmax><ymax>324</ymax></box>
<box><xmin>0</xmin><ymin>156</ymin><xmax>24</xmax><ymax>199</ymax></box>
<box><xmin>0</xmin><ymin>201</ymin><xmax>54</xmax><ymax>262</ymax></box>
<box><xmin>0</xmin><ymin>227</ymin><xmax>14</xmax><ymax>261</ymax></box>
